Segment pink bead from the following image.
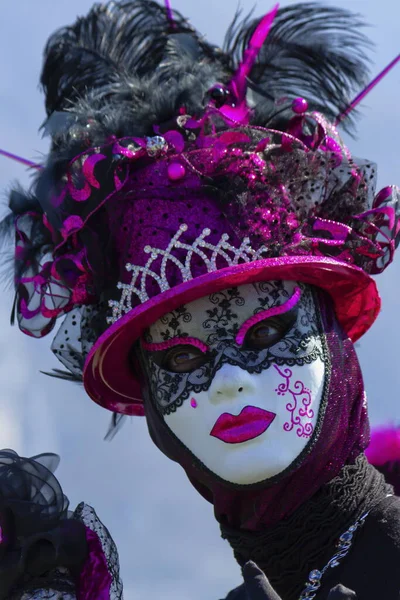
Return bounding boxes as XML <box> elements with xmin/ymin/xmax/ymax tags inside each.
<box><xmin>190</xmin><ymin>398</ymin><xmax>198</xmax><ymax>408</ymax></box>
<box><xmin>168</xmin><ymin>162</ymin><xmax>186</xmax><ymax>181</ymax></box>
<box><xmin>324</xmin><ymin>136</ymin><xmax>341</xmax><ymax>153</ymax></box>
<box><xmin>292</xmin><ymin>98</ymin><xmax>308</xmax><ymax>114</ymax></box>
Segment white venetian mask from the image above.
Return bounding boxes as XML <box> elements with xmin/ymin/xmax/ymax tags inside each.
<box><xmin>140</xmin><ymin>281</ymin><xmax>327</xmax><ymax>485</ymax></box>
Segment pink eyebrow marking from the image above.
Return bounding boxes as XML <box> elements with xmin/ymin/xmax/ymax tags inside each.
<box><xmin>141</xmin><ymin>336</ymin><xmax>209</xmax><ymax>354</ymax></box>
<box><xmin>235</xmin><ymin>286</ymin><xmax>302</xmax><ymax>346</ymax></box>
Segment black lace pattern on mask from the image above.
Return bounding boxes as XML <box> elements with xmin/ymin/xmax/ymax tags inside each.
<box><xmin>142</xmin><ymin>283</ymin><xmax>325</xmax><ymax>415</ymax></box>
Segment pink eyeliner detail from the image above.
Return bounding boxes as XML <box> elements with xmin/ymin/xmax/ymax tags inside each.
<box><xmin>274</xmin><ymin>364</ymin><xmax>314</xmax><ymax>438</ymax></box>
<box><xmin>190</xmin><ymin>398</ymin><xmax>198</xmax><ymax>408</ymax></box>
<box><xmin>235</xmin><ymin>286</ymin><xmax>302</xmax><ymax>345</ymax></box>
<box><xmin>141</xmin><ymin>336</ymin><xmax>209</xmax><ymax>353</ymax></box>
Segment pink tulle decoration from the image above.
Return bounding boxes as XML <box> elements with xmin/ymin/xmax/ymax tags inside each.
<box><xmin>76</xmin><ymin>527</ymin><xmax>112</xmax><ymax>600</ymax></box>
<box><xmin>365</xmin><ymin>425</ymin><xmax>400</xmax><ymax>466</ymax></box>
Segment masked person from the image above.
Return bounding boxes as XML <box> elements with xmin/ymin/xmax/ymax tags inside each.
<box><xmin>1</xmin><ymin>1</ymin><xmax>399</xmax><ymax>599</ymax></box>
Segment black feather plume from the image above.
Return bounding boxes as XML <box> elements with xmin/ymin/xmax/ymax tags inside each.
<box><xmin>40</xmin><ymin>369</ymin><xmax>127</xmax><ymax>441</ymax></box>
<box><xmin>104</xmin><ymin>413</ymin><xmax>127</xmax><ymax>441</ymax></box>
<box><xmin>224</xmin><ymin>3</ymin><xmax>371</xmax><ymax>131</ymax></box>
<box><xmin>0</xmin><ymin>212</ymin><xmax>16</xmax><ymax>249</ymax></box>
<box><xmin>40</xmin><ymin>1</ymin><xmax>371</xmax><ymax>148</ymax></box>
<box><xmin>40</xmin><ymin>369</ymin><xmax>83</xmax><ymax>383</ymax></box>
<box><xmin>37</xmin><ymin>1</ymin><xmax>372</xmax><ymax>160</ymax></box>
<box><xmin>41</xmin><ymin>0</ymin><xmax>228</xmax><ymax>115</ymax></box>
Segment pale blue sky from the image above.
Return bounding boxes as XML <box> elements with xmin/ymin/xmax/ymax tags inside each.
<box><xmin>0</xmin><ymin>2</ymin><xmax>399</xmax><ymax>598</ymax></box>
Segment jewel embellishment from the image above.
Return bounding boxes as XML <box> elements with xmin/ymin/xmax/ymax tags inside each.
<box><xmin>299</xmin><ymin>511</ymin><xmax>371</xmax><ymax>599</ymax></box>
<box><xmin>107</xmin><ymin>224</ymin><xmax>269</xmax><ymax>324</ymax></box>
<box><xmin>145</xmin><ymin>136</ymin><xmax>168</xmax><ymax>157</ymax></box>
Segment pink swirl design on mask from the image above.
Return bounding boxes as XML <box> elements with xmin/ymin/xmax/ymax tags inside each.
<box><xmin>141</xmin><ymin>336</ymin><xmax>209</xmax><ymax>353</ymax></box>
<box><xmin>235</xmin><ymin>286</ymin><xmax>301</xmax><ymax>346</ymax></box>
<box><xmin>273</xmin><ymin>364</ymin><xmax>314</xmax><ymax>438</ymax></box>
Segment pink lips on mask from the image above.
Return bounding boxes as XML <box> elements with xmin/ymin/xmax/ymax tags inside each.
<box><xmin>210</xmin><ymin>406</ymin><xmax>276</xmax><ymax>444</ymax></box>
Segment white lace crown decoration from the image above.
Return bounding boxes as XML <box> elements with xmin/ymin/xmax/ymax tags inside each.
<box><xmin>107</xmin><ymin>224</ymin><xmax>269</xmax><ymax>324</ymax></box>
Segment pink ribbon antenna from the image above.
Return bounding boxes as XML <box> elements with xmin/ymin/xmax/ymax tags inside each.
<box><xmin>0</xmin><ymin>149</ymin><xmax>43</xmax><ymax>170</ymax></box>
<box><xmin>231</xmin><ymin>4</ymin><xmax>279</xmax><ymax>102</ymax></box>
<box><xmin>164</xmin><ymin>0</ymin><xmax>176</xmax><ymax>29</ymax></box>
<box><xmin>336</xmin><ymin>53</ymin><xmax>400</xmax><ymax>125</ymax></box>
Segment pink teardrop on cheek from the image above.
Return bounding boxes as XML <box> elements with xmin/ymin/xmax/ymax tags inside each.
<box><xmin>190</xmin><ymin>398</ymin><xmax>198</xmax><ymax>409</ymax></box>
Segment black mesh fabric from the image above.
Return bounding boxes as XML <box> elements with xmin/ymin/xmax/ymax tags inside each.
<box><xmin>0</xmin><ymin>450</ymin><xmax>123</xmax><ymax>600</ymax></box>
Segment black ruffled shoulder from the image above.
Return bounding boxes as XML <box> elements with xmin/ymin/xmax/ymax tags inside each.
<box><xmin>0</xmin><ymin>450</ymin><xmax>123</xmax><ymax>600</ymax></box>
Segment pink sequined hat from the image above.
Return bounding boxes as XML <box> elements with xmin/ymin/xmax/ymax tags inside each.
<box><xmin>1</xmin><ymin>2</ymin><xmax>399</xmax><ymax>418</ymax></box>
<box><xmin>80</xmin><ymin>117</ymin><xmax>398</xmax><ymax>415</ymax></box>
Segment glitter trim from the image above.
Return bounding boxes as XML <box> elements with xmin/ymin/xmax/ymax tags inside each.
<box><xmin>107</xmin><ymin>224</ymin><xmax>270</xmax><ymax>324</ymax></box>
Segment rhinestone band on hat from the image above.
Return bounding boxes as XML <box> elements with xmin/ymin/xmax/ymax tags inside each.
<box><xmin>107</xmin><ymin>224</ymin><xmax>269</xmax><ymax>324</ymax></box>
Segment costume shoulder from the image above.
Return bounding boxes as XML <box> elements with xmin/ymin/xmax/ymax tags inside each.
<box><xmin>0</xmin><ymin>449</ymin><xmax>123</xmax><ymax>600</ymax></box>
<box><xmin>220</xmin><ymin>563</ymin><xmax>358</xmax><ymax>599</ymax></box>
<box><xmin>324</xmin><ymin>495</ymin><xmax>400</xmax><ymax>599</ymax></box>
<box><xmin>220</xmin><ymin>584</ymin><xmax>246</xmax><ymax>600</ymax></box>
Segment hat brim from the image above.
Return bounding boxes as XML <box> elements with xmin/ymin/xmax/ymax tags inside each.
<box><xmin>83</xmin><ymin>256</ymin><xmax>380</xmax><ymax>416</ymax></box>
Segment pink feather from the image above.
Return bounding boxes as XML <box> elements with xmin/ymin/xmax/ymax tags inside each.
<box><xmin>365</xmin><ymin>425</ymin><xmax>400</xmax><ymax>466</ymax></box>
<box><xmin>164</xmin><ymin>0</ymin><xmax>175</xmax><ymax>29</ymax></box>
<box><xmin>230</xmin><ymin>4</ymin><xmax>279</xmax><ymax>103</ymax></box>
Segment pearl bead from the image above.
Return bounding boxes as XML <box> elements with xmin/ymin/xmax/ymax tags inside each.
<box><xmin>292</xmin><ymin>97</ymin><xmax>309</xmax><ymax>114</ymax></box>
<box><xmin>168</xmin><ymin>162</ymin><xmax>186</xmax><ymax>181</ymax></box>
